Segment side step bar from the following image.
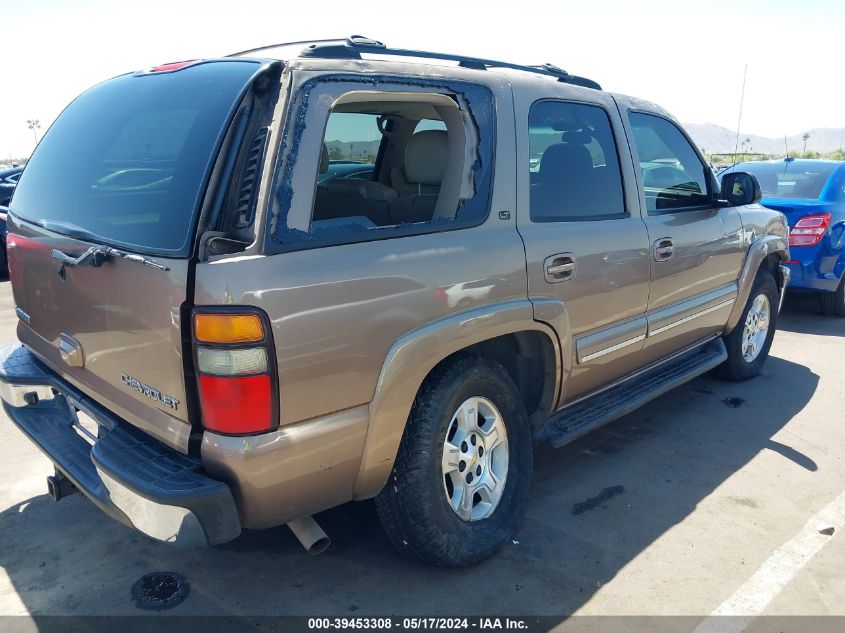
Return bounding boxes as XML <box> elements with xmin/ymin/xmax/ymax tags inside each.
<box><xmin>537</xmin><ymin>338</ymin><xmax>727</xmax><ymax>448</ymax></box>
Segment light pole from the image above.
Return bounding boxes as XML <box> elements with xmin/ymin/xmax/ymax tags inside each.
<box><xmin>27</xmin><ymin>119</ymin><xmax>41</xmax><ymax>147</ymax></box>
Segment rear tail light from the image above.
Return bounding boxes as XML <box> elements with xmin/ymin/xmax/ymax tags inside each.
<box><xmin>789</xmin><ymin>213</ymin><xmax>831</xmax><ymax>247</ymax></box>
<box><xmin>195</xmin><ymin>313</ymin><xmax>264</xmax><ymax>344</ymax></box>
<box><xmin>197</xmin><ymin>347</ymin><xmax>268</xmax><ymax>375</ymax></box>
<box><xmin>193</xmin><ymin>310</ymin><xmax>277</xmax><ymax>435</ymax></box>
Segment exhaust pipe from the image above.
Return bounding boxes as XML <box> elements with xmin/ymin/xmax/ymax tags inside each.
<box><xmin>287</xmin><ymin>516</ymin><xmax>331</xmax><ymax>555</ymax></box>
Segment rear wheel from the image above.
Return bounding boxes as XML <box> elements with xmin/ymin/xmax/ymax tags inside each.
<box><xmin>819</xmin><ymin>276</ymin><xmax>845</xmax><ymax>318</ymax></box>
<box><xmin>375</xmin><ymin>354</ymin><xmax>532</xmax><ymax>567</ymax></box>
<box><xmin>718</xmin><ymin>269</ymin><xmax>778</xmax><ymax>381</ymax></box>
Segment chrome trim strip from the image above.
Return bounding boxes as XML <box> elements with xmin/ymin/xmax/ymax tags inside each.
<box><xmin>649</xmin><ymin>299</ymin><xmax>735</xmax><ymax>337</ymax></box>
<box><xmin>580</xmin><ymin>334</ymin><xmax>646</xmax><ymax>363</ymax></box>
<box><xmin>15</xmin><ymin>306</ymin><xmax>31</xmax><ymax>325</ymax></box>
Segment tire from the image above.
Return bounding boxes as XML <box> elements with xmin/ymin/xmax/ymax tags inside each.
<box><xmin>0</xmin><ymin>239</ymin><xmax>6</xmax><ymax>275</ymax></box>
<box><xmin>717</xmin><ymin>269</ymin><xmax>779</xmax><ymax>381</ymax></box>
<box><xmin>375</xmin><ymin>354</ymin><xmax>533</xmax><ymax>567</ymax></box>
<box><xmin>819</xmin><ymin>276</ymin><xmax>845</xmax><ymax>318</ymax></box>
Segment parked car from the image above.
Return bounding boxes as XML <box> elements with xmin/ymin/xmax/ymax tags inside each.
<box><xmin>0</xmin><ymin>205</ymin><xmax>7</xmax><ymax>273</ymax></box>
<box><xmin>721</xmin><ymin>159</ymin><xmax>845</xmax><ymax>316</ymax></box>
<box><xmin>0</xmin><ymin>166</ymin><xmax>24</xmax><ymax>207</ymax></box>
<box><xmin>0</xmin><ymin>37</ymin><xmax>789</xmax><ymax>567</ymax></box>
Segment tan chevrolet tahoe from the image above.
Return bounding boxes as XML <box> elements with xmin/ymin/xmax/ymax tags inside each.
<box><xmin>0</xmin><ymin>36</ymin><xmax>790</xmax><ymax>567</ymax></box>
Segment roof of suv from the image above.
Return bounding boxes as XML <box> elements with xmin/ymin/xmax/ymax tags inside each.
<box><xmin>229</xmin><ymin>35</ymin><xmax>603</xmax><ymax>91</ymax></box>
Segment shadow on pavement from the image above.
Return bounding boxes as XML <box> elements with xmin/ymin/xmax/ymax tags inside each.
<box><xmin>0</xmin><ymin>352</ymin><xmax>820</xmax><ymax>622</ymax></box>
<box><xmin>778</xmin><ymin>293</ymin><xmax>845</xmax><ymax>337</ymax></box>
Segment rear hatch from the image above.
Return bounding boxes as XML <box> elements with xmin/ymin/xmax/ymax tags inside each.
<box><xmin>7</xmin><ymin>59</ymin><xmax>267</xmax><ymax>452</ymax></box>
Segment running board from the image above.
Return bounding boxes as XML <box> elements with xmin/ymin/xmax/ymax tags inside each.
<box><xmin>537</xmin><ymin>338</ymin><xmax>727</xmax><ymax>448</ymax></box>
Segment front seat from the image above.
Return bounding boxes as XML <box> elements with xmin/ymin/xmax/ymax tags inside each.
<box><xmin>391</xmin><ymin>130</ymin><xmax>448</xmax><ymax>223</ymax></box>
<box><xmin>531</xmin><ymin>143</ymin><xmax>597</xmax><ymax>219</ymax></box>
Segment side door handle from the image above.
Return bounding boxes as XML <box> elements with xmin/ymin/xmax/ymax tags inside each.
<box><xmin>544</xmin><ymin>253</ymin><xmax>576</xmax><ymax>283</ymax></box>
<box><xmin>653</xmin><ymin>238</ymin><xmax>675</xmax><ymax>262</ymax></box>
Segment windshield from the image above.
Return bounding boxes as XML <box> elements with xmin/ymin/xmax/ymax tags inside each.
<box><xmin>730</xmin><ymin>161</ymin><xmax>838</xmax><ymax>200</ymax></box>
<box><xmin>11</xmin><ymin>60</ymin><xmax>260</xmax><ymax>256</ymax></box>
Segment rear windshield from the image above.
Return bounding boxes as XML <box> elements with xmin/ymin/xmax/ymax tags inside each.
<box><xmin>731</xmin><ymin>161</ymin><xmax>837</xmax><ymax>200</ymax></box>
<box><xmin>11</xmin><ymin>60</ymin><xmax>260</xmax><ymax>256</ymax></box>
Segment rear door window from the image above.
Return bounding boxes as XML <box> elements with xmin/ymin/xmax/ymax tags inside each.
<box><xmin>10</xmin><ymin>60</ymin><xmax>262</xmax><ymax>256</ymax></box>
<box><xmin>529</xmin><ymin>100</ymin><xmax>627</xmax><ymax>221</ymax></box>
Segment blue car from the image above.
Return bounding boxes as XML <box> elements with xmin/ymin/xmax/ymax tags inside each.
<box><xmin>722</xmin><ymin>159</ymin><xmax>845</xmax><ymax>316</ymax></box>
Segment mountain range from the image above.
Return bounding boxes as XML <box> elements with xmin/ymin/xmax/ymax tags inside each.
<box><xmin>683</xmin><ymin>123</ymin><xmax>845</xmax><ymax>156</ymax></box>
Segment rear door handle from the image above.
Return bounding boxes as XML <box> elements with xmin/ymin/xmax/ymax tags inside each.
<box><xmin>653</xmin><ymin>238</ymin><xmax>675</xmax><ymax>262</ymax></box>
<box><xmin>544</xmin><ymin>253</ymin><xmax>576</xmax><ymax>283</ymax></box>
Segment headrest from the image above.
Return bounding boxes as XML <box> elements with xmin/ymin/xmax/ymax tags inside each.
<box><xmin>562</xmin><ymin>130</ymin><xmax>592</xmax><ymax>144</ymax></box>
<box><xmin>539</xmin><ymin>144</ymin><xmax>594</xmax><ymax>182</ymax></box>
<box><xmin>405</xmin><ymin>130</ymin><xmax>448</xmax><ymax>186</ymax></box>
<box><xmin>320</xmin><ymin>143</ymin><xmax>329</xmax><ymax>174</ymax></box>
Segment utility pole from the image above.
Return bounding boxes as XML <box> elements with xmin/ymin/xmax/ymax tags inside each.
<box><xmin>27</xmin><ymin>119</ymin><xmax>41</xmax><ymax>147</ymax></box>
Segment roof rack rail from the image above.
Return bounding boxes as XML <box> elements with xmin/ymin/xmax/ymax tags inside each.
<box><xmin>227</xmin><ymin>38</ymin><xmax>348</xmax><ymax>58</ymax></box>
<box><xmin>298</xmin><ymin>35</ymin><xmax>602</xmax><ymax>90</ymax></box>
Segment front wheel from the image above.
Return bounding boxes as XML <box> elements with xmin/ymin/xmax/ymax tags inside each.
<box><xmin>375</xmin><ymin>354</ymin><xmax>533</xmax><ymax>567</ymax></box>
<box><xmin>819</xmin><ymin>276</ymin><xmax>845</xmax><ymax>318</ymax></box>
<box><xmin>717</xmin><ymin>269</ymin><xmax>779</xmax><ymax>381</ymax></box>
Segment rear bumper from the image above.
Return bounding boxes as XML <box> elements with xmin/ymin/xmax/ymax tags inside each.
<box><xmin>786</xmin><ymin>257</ymin><xmax>842</xmax><ymax>293</ymax></box>
<box><xmin>0</xmin><ymin>344</ymin><xmax>240</xmax><ymax>547</ymax></box>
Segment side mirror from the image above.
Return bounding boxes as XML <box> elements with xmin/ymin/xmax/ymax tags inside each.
<box><xmin>719</xmin><ymin>172</ymin><xmax>762</xmax><ymax>207</ymax></box>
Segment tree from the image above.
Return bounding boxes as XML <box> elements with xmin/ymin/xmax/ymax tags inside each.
<box><xmin>802</xmin><ymin>132</ymin><xmax>810</xmax><ymax>154</ymax></box>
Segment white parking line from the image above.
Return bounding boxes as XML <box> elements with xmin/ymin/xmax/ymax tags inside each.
<box><xmin>693</xmin><ymin>488</ymin><xmax>845</xmax><ymax>633</ymax></box>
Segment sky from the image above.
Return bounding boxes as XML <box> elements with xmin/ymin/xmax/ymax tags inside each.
<box><xmin>2</xmin><ymin>0</ymin><xmax>842</xmax><ymax>159</ymax></box>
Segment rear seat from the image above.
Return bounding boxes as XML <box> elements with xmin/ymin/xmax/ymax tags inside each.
<box><xmin>390</xmin><ymin>130</ymin><xmax>447</xmax><ymax>223</ymax></box>
<box><xmin>313</xmin><ymin>129</ymin><xmax>449</xmax><ymax>228</ymax></box>
<box><xmin>313</xmin><ymin>144</ymin><xmax>398</xmax><ymax>227</ymax></box>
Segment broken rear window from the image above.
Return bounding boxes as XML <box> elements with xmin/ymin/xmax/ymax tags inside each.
<box><xmin>267</xmin><ymin>76</ymin><xmax>495</xmax><ymax>251</ymax></box>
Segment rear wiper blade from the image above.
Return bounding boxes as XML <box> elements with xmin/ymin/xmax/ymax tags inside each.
<box><xmin>32</xmin><ymin>218</ymin><xmax>105</xmax><ymax>244</ymax></box>
<box><xmin>49</xmin><ymin>245</ymin><xmax>169</xmax><ymax>271</ymax></box>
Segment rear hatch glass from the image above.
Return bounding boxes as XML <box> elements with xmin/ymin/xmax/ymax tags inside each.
<box><xmin>728</xmin><ymin>161</ymin><xmax>837</xmax><ymax>201</ymax></box>
<box><xmin>7</xmin><ymin>59</ymin><xmax>264</xmax><ymax>452</ymax></box>
<box><xmin>11</xmin><ymin>59</ymin><xmax>263</xmax><ymax>256</ymax></box>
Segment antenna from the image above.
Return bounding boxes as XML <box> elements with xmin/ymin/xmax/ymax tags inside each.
<box><xmin>784</xmin><ymin>135</ymin><xmax>789</xmax><ymax>159</ymax></box>
<box><xmin>732</xmin><ymin>65</ymin><xmax>748</xmax><ymax>166</ymax></box>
